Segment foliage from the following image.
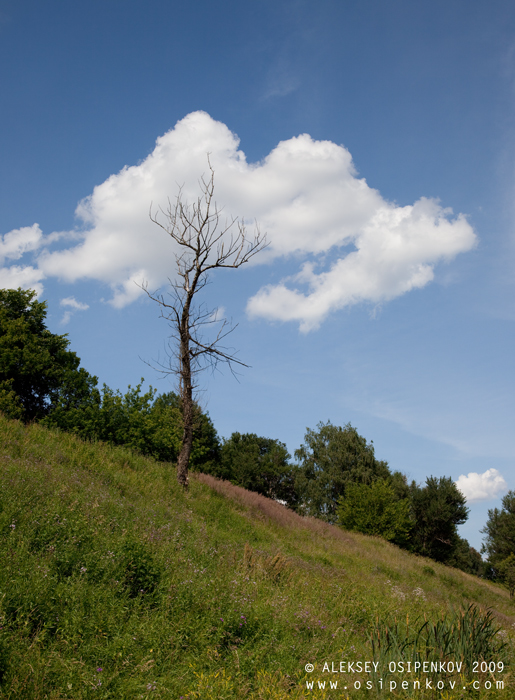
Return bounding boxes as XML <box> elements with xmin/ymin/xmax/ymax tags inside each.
<box><xmin>0</xmin><ymin>288</ymin><xmax>97</xmax><ymax>421</ymax></box>
<box><xmin>152</xmin><ymin>391</ymin><xmax>220</xmax><ymax>470</ymax></box>
<box><xmin>371</xmin><ymin>605</ymin><xmax>507</xmax><ymax>688</ymax></box>
<box><xmin>498</xmin><ymin>553</ymin><xmax>515</xmax><ymax>599</ymax></box>
<box><xmin>121</xmin><ymin>541</ymin><xmax>161</xmax><ymax>598</ymax></box>
<box><xmin>0</xmin><ymin>379</ymin><xmax>24</xmax><ymax>420</ymax></box>
<box><xmin>447</xmin><ymin>536</ymin><xmax>485</xmax><ymax>577</ymax></box>
<box><xmin>294</xmin><ymin>421</ymin><xmax>391</xmax><ymax>522</ymax></box>
<box><xmin>203</xmin><ymin>432</ymin><xmax>296</xmax><ymax>504</ymax></box>
<box><xmin>337</xmin><ymin>478</ymin><xmax>412</xmax><ymax>545</ymax></box>
<box><xmin>0</xmin><ymin>414</ymin><xmax>513</xmax><ymax>699</ymax></box>
<box><xmin>482</xmin><ymin>490</ymin><xmax>515</xmax><ymax>578</ymax></box>
<box><xmin>409</xmin><ymin>476</ymin><xmax>469</xmax><ymax>564</ymax></box>
<box><xmin>44</xmin><ymin>382</ymin><xmax>220</xmax><ymax>470</ymax></box>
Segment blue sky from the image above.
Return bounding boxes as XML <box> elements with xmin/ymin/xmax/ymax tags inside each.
<box><xmin>1</xmin><ymin>0</ymin><xmax>515</xmax><ymax>550</ymax></box>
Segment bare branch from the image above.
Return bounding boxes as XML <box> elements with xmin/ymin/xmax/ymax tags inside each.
<box><xmin>144</xmin><ymin>160</ymin><xmax>267</xmax><ymax>487</ymax></box>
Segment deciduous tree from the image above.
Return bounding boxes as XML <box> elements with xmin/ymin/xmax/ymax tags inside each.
<box><xmin>482</xmin><ymin>490</ymin><xmax>515</xmax><ymax>578</ymax></box>
<box><xmin>46</xmin><ymin>382</ymin><xmax>220</xmax><ymax>470</ymax></box>
<box><xmin>337</xmin><ymin>478</ymin><xmax>411</xmax><ymax>545</ymax></box>
<box><xmin>145</xmin><ymin>163</ymin><xmax>266</xmax><ymax>487</ymax></box>
<box><xmin>203</xmin><ymin>432</ymin><xmax>296</xmax><ymax>504</ymax></box>
<box><xmin>294</xmin><ymin>421</ymin><xmax>391</xmax><ymax>522</ymax></box>
<box><xmin>0</xmin><ymin>288</ymin><xmax>96</xmax><ymax>421</ymax></box>
<box><xmin>499</xmin><ymin>553</ymin><xmax>515</xmax><ymax>598</ymax></box>
<box><xmin>409</xmin><ymin>476</ymin><xmax>469</xmax><ymax>564</ymax></box>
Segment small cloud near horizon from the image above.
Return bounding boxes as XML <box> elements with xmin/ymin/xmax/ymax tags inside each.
<box><xmin>456</xmin><ymin>468</ymin><xmax>508</xmax><ymax>503</ymax></box>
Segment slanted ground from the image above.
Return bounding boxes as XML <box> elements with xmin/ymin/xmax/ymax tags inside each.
<box><xmin>0</xmin><ymin>414</ymin><xmax>513</xmax><ymax>699</ymax></box>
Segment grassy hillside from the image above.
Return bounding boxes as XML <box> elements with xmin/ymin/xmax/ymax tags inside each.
<box><xmin>0</xmin><ymin>414</ymin><xmax>513</xmax><ymax>699</ymax></box>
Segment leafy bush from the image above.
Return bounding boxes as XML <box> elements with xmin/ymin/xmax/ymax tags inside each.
<box><xmin>337</xmin><ymin>479</ymin><xmax>411</xmax><ymax>545</ymax></box>
<box><xmin>45</xmin><ymin>382</ymin><xmax>220</xmax><ymax>471</ymax></box>
<box><xmin>121</xmin><ymin>541</ymin><xmax>161</xmax><ymax>598</ymax></box>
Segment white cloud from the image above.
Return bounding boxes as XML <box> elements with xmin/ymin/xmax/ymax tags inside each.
<box><xmin>59</xmin><ymin>296</ymin><xmax>89</xmax><ymax>325</ymax></box>
<box><xmin>1</xmin><ymin>111</ymin><xmax>477</xmax><ymax>327</ymax></box>
<box><xmin>0</xmin><ymin>224</ymin><xmax>43</xmax><ymax>264</ymax></box>
<box><xmin>0</xmin><ymin>265</ymin><xmax>45</xmax><ymax>296</ymax></box>
<box><xmin>456</xmin><ymin>469</ymin><xmax>508</xmax><ymax>503</ymax></box>
<box><xmin>0</xmin><ymin>224</ymin><xmax>45</xmax><ymax>295</ymax></box>
<box><xmin>246</xmin><ymin>196</ymin><xmax>475</xmax><ymax>331</ymax></box>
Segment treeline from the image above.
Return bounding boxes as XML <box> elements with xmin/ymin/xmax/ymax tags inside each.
<box><xmin>0</xmin><ymin>288</ymin><xmax>510</xmax><ymax>584</ymax></box>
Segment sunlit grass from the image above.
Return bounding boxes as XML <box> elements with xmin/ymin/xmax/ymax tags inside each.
<box><xmin>0</xmin><ymin>414</ymin><xmax>513</xmax><ymax>698</ymax></box>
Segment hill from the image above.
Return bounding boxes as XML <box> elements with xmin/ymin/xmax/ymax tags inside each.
<box><xmin>0</xmin><ymin>414</ymin><xmax>513</xmax><ymax>699</ymax></box>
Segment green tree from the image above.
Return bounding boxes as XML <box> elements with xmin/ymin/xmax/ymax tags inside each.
<box><xmin>481</xmin><ymin>491</ymin><xmax>515</xmax><ymax>578</ymax></box>
<box><xmin>294</xmin><ymin>421</ymin><xmax>391</xmax><ymax>522</ymax></box>
<box><xmin>409</xmin><ymin>476</ymin><xmax>469</xmax><ymax>564</ymax></box>
<box><xmin>447</xmin><ymin>536</ymin><xmax>484</xmax><ymax>576</ymax></box>
<box><xmin>337</xmin><ymin>478</ymin><xmax>412</xmax><ymax>545</ymax></box>
<box><xmin>45</xmin><ymin>381</ymin><xmax>219</xmax><ymax>470</ymax></box>
<box><xmin>0</xmin><ymin>288</ymin><xmax>97</xmax><ymax>421</ymax></box>
<box><xmin>203</xmin><ymin>432</ymin><xmax>295</xmax><ymax>504</ymax></box>
<box><xmin>498</xmin><ymin>553</ymin><xmax>515</xmax><ymax>598</ymax></box>
<box><xmin>151</xmin><ymin>392</ymin><xmax>220</xmax><ymax>470</ymax></box>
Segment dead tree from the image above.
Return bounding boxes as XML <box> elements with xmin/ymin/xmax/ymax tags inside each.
<box><xmin>145</xmin><ymin>162</ymin><xmax>267</xmax><ymax>488</ymax></box>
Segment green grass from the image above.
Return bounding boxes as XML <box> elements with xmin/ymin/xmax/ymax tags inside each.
<box><xmin>0</xmin><ymin>414</ymin><xmax>514</xmax><ymax>699</ymax></box>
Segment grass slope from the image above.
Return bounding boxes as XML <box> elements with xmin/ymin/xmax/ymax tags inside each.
<box><xmin>0</xmin><ymin>414</ymin><xmax>513</xmax><ymax>699</ymax></box>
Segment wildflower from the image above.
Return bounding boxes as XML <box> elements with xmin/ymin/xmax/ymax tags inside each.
<box><xmin>412</xmin><ymin>587</ymin><xmax>426</xmax><ymax>600</ymax></box>
<box><xmin>96</xmin><ymin>667</ymin><xmax>103</xmax><ymax>673</ymax></box>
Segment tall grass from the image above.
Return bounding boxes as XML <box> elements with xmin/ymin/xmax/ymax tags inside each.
<box><xmin>370</xmin><ymin>605</ymin><xmax>508</xmax><ymax>694</ymax></box>
<box><xmin>0</xmin><ymin>415</ymin><xmax>513</xmax><ymax>698</ymax></box>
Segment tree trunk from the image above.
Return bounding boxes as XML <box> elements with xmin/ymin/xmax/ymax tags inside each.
<box><xmin>177</xmin><ymin>313</ymin><xmax>193</xmax><ymax>488</ymax></box>
<box><xmin>177</xmin><ymin>393</ymin><xmax>193</xmax><ymax>488</ymax></box>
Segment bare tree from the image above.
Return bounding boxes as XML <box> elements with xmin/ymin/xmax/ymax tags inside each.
<box><xmin>144</xmin><ymin>162</ymin><xmax>267</xmax><ymax>488</ymax></box>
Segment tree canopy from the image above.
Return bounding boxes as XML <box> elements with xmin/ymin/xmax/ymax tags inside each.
<box><xmin>482</xmin><ymin>490</ymin><xmax>515</xmax><ymax>579</ymax></box>
<box><xmin>0</xmin><ymin>288</ymin><xmax>97</xmax><ymax>421</ymax></box>
<box><xmin>336</xmin><ymin>478</ymin><xmax>412</xmax><ymax>545</ymax></box>
<box><xmin>409</xmin><ymin>476</ymin><xmax>469</xmax><ymax>563</ymax></box>
<box><xmin>202</xmin><ymin>432</ymin><xmax>295</xmax><ymax>504</ymax></box>
<box><xmin>294</xmin><ymin>421</ymin><xmax>391</xmax><ymax>522</ymax></box>
<box><xmin>45</xmin><ymin>382</ymin><xmax>220</xmax><ymax>470</ymax></box>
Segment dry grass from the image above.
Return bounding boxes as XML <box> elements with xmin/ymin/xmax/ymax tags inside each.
<box><xmin>194</xmin><ymin>472</ymin><xmax>355</xmax><ymax>545</ymax></box>
<box><xmin>194</xmin><ymin>471</ymin><xmax>515</xmax><ymax>628</ymax></box>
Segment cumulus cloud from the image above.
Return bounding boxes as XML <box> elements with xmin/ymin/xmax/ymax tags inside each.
<box><xmin>0</xmin><ymin>224</ymin><xmax>45</xmax><ymax>295</ymax></box>
<box><xmin>1</xmin><ymin>111</ymin><xmax>477</xmax><ymax>327</ymax></box>
<box><xmin>0</xmin><ymin>265</ymin><xmax>45</xmax><ymax>296</ymax></box>
<box><xmin>456</xmin><ymin>469</ymin><xmax>508</xmax><ymax>503</ymax></box>
<box><xmin>60</xmin><ymin>296</ymin><xmax>89</xmax><ymax>325</ymax></box>
<box><xmin>0</xmin><ymin>224</ymin><xmax>43</xmax><ymax>264</ymax></box>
